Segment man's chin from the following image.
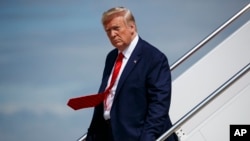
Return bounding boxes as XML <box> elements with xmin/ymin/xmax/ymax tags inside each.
<box><xmin>113</xmin><ymin>43</ymin><xmax>124</xmax><ymax>48</ymax></box>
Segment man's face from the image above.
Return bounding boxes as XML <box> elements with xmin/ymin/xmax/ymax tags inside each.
<box><xmin>104</xmin><ymin>16</ymin><xmax>136</xmax><ymax>51</ymax></box>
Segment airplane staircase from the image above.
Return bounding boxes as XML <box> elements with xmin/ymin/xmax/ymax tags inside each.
<box><xmin>158</xmin><ymin>3</ymin><xmax>250</xmax><ymax>141</ymax></box>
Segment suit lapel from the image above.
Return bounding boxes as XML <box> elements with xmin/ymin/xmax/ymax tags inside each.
<box><xmin>114</xmin><ymin>39</ymin><xmax>143</xmax><ymax>97</ymax></box>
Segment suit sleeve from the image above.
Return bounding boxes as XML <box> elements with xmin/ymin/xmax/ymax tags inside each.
<box><xmin>140</xmin><ymin>52</ymin><xmax>172</xmax><ymax>141</ymax></box>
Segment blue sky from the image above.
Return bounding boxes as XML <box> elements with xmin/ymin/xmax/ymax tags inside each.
<box><xmin>0</xmin><ymin>0</ymin><xmax>249</xmax><ymax>141</ymax></box>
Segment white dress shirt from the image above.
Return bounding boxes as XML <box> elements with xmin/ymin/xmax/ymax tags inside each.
<box><xmin>104</xmin><ymin>35</ymin><xmax>139</xmax><ymax>120</ymax></box>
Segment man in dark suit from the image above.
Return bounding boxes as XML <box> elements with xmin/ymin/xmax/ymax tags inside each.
<box><xmin>86</xmin><ymin>7</ymin><xmax>178</xmax><ymax>141</ymax></box>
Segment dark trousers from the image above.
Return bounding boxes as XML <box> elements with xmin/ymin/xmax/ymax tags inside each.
<box><xmin>103</xmin><ymin>120</ymin><xmax>114</xmax><ymax>141</ymax></box>
<box><xmin>86</xmin><ymin>119</ymin><xmax>114</xmax><ymax>141</ymax></box>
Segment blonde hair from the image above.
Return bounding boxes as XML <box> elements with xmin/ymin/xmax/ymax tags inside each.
<box><xmin>102</xmin><ymin>7</ymin><xmax>136</xmax><ymax>29</ymax></box>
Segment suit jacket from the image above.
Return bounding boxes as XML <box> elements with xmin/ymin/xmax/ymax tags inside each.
<box><xmin>86</xmin><ymin>37</ymin><xmax>177</xmax><ymax>141</ymax></box>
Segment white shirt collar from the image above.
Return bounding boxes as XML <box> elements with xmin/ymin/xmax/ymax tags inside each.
<box><xmin>121</xmin><ymin>34</ymin><xmax>139</xmax><ymax>59</ymax></box>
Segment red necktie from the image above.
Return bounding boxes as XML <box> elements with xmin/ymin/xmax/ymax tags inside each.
<box><xmin>67</xmin><ymin>53</ymin><xmax>124</xmax><ymax>110</ymax></box>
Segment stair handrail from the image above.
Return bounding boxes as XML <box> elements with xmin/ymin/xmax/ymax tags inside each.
<box><xmin>77</xmin><ymin>134</ymin><xmax>87</xmax><ymax>141</ymax></box>
<box><xmin>156</xmin><ymin>3</ymin><xmax>250</xmax><ymax>140</ymax></box>
<box><xmin>170</xmin><ymin>3</ymin><xmax>250</xmax><ymax>71</ymax></box>
<box><xmin>77</xmin><ymin>3</ymin><xmax>250</xmax><ymax>141</ymax></box>
<box><xmin>157</xmin><ymin>63</ymin><xmax>250</xmax><ymax>141</ymax></box>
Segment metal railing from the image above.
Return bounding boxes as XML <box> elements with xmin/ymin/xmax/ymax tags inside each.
<box><xmin>156</xmin><ymin>63</ymin><xmax>250</xmax><ymax>141</ymax></box>
<box><xmin>77</xmin><ymin>134</ymin><xmax>87</xmax><ymax>141</ymax></box>
<box><xmin>156</xmin><ymin>3</ymin><xmax>250</xmax><ymax>140</ymax></box>
<box><xmin>170</xmin><ymin>3</ymin><xmax>250</xmax><ymax>71</ymax></box>
<box><xmin>77</xmin><ymin>3</ymin><xmax>250</xmax><ymax>141</ymax></box>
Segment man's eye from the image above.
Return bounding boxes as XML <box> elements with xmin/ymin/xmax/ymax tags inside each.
<box><xmin>113</xmin><ymin>26</ymin><xmax>120</xmax><ymax>31</ymax></box>
<box><xmin>105</xmin><ymin>26</ymin><xmax>120</xmax><ymax>33</ymax></box>
<box><xmin>106</xmin><ymin>29</ymin><xmax>111</xmax><ymax>33</ymax></box>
